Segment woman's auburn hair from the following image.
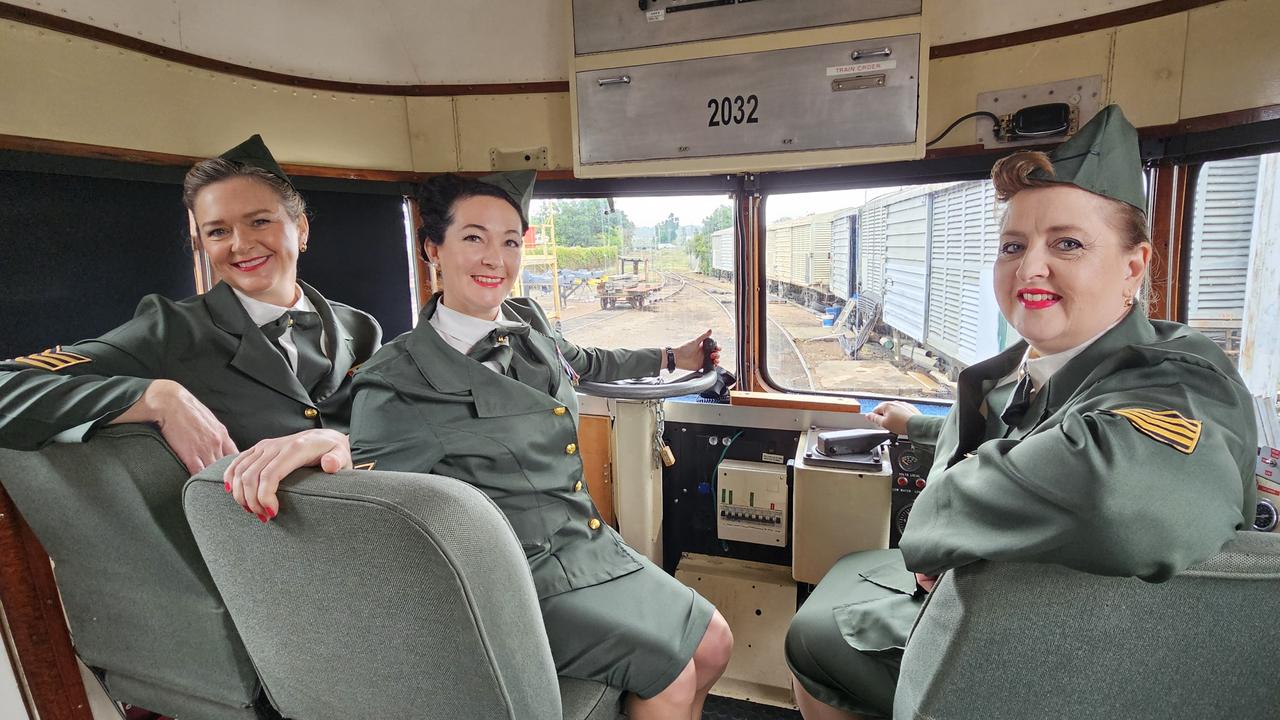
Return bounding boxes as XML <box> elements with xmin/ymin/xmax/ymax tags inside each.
<box><xmin>991</xmin><ymin>150</ymin><xmax>1149</xmax><ymax>251</ymax></box>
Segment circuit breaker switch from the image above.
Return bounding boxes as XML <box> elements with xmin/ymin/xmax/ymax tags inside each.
<box><xmin>717</xmin><ymin>460</ymin><xmax>788</xmax><ymax>547</ymax></box>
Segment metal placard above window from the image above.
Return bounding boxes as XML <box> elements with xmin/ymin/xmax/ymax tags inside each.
<box><xmin>572</xmin><ymin>0</ymin><xmax>921</xmax><ymax>55</ymax></box>
<box><xmin>575</xmin><ymin>35</ymin><xmax>919</xmax><ymax>165</ymax></box>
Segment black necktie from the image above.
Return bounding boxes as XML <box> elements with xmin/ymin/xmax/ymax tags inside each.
<box><xmin>466</xmin><ymin>325</ymin><xmax>551</xmax><ymax>394</ymax></box>
<box><xmin>261</xmin><ymin>310</ymin><xmax>331</xmax><ymax>392</ymax></box>
<box><xmin>999</xmin><ymin>370</ymin><xmax>1036</xmax><ymax>428</ymax></box>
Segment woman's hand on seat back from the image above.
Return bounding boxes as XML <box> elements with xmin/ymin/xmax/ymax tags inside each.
<box><xmin>111</xmin><ymin>379</ymin><xmax>238</xmax><ymax>475</ymax></box>
<box><xmin>223</xmin><ymin>429</ymin><xmax>351</xmax><ymax>521</ymax></box>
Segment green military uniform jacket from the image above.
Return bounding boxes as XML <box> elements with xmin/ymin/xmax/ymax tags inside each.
<box><xmin>349</xmin><ymin>294</ymin><xmax>662</xmax><ymax>599</ymax></box>
<box><xmin>901</xmin><ymin>308</ymin><xmax>1257</xmax><ymax>582</ymax></box>
<box><xmin>0</xmin><ymin>281</ymin><xmax>381</xmax><ymax>450</ymax></box>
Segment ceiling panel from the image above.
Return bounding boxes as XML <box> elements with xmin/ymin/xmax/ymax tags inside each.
<box><xmin>7</xmin><ymin>0</ymin><xmax>570</xmax><ymax>84</ymax></box>
<box><xmin>9</xmin><ymin>1</ymin><xmax>1170</xmax><ymax>83</ymax></box>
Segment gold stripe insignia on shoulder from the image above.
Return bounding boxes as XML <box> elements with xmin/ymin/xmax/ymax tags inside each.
<box><xmin>13</xmin><ymin>347</ymin><xmax>92</xmax><ymax>372</ymax></box>
<box><xmin>353</xmin><ymin>461</ymin><xmax>376</xmax><ymax>471</ymax></box>
<box><xmin>1108</xmin><ymin>407</ymin><xmax>1202</xmax><ymax>454</ymax></box>
<box><xmin>346</xmin><ymin>363</ymin><xmax>364</xmax><ymax>378</ymax></box>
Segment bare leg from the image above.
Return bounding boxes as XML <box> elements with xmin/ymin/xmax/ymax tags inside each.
<box><xmin>792</xmin><ymin>674</ymin><xmax>864</xmax><ymax>720</ymax></box>
<box><xmin>627</xmin><ymin>660</ymin><xmax>697</xmax><ymax>720</ymax></box>
<box><xmin>690</xmin><ymin>611</ymin><xmax>734</xmax><ymax>719</ymax></box>
<box><xmin>626</xmin><ymin>611</ymin><xmax>734</xmax><ymax>720</ymax></box>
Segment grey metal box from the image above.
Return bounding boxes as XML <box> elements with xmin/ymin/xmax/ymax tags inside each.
<box><xmin>572</xmin><ymin>0</ymin><xmax>921</xmax><ymax>55</ymax></box>
<box><xmin>575</xmin><ymin>34</ymin><xmax>920</xmax><ymax>165</ymax></box>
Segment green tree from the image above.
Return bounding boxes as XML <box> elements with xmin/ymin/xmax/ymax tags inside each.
<box><xmin>687</xmin><ymin>205</ymin><xmax>730</xmax><ymax>273</ymax></box>
<box><xmin>700</xmin><ymin>205</ymin><xmax>733</xmax><ymax>237</ymax></box>
<box><xmin>689</xmin><ymin>233</ymin><xmax>712</xmax><ymax>274</ymax></box>
<box><xmin>655</xmin><ymin>213</ymin><xmax>679</xmax><ymax>246</ymax></box>
<box><xmin>531</xmin><ymin>199</ymin><xmax>633</xmax><ymax>247</ymax></box>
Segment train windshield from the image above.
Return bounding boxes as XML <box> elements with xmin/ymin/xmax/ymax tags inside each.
<box><xmin>528</xmin><ymin>195</ymin><xmax>738</xmax><ymax>366</ymax></box>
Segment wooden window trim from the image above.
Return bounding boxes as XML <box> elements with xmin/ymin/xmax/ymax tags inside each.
<box><xmin>0</xmin><ymin>487</ymin><xmax>93</xmax><ymax>720</ymax></box>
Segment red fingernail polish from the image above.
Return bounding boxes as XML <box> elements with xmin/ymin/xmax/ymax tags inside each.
<box><xmin>257</xmin><ymin>514</ymin><xmax>268</xmax><ymax>523</ymax></box>
<box><xmin>224</xmin><ymin>481</ymin><xmax>232</xmax><ymax>492</ymax></box>
<box><xmin>265</xmin><ymin>507</ymin><xmax>277</xmax><ymax>519</ymax></box>
<box><xmin>243</xmin><ymin>505</ymin><xmax>253</xmax><ymax>514</ymax></box>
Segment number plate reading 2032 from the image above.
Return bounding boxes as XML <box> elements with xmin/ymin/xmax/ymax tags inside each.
<box><xmin>707</xmin><ymin>95</ymin><xmax>760</xmax><ymax>127</ymax></box>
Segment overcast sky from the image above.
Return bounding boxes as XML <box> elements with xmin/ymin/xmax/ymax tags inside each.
<box><xmin>530</xmin><ymin>187</ymin><xmax>906</xmax><ymax>229</ymax></box>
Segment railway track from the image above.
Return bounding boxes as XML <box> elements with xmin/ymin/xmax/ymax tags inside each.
<box><xmin>556</xmin><ymin>271</ymin><xmax>815</xmax><ymax>390</ymax></box>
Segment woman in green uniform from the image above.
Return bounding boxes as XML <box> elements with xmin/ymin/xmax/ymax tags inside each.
<box><xmin>0</xmin><ymin>135</ymin><xmax>381</xmax><ymax>522</ymax></box>
<box><xmin>784</xmin><ymin>106</ymin><xmax>1258</xmax><ymax>720</ymax></box>
<box><xmin>344</xmin><ymin>172</ymin><xmax>733</xmax><ymax>720</ymax></box>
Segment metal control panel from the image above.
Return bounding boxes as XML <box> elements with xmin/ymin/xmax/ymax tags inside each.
<box><xmin>575</xmin><ymin>33</ymin><xmax>920</xmax><ymax>165</ymax></box>
<box><xmin>572</xmin><ymin>0</ymin><xmax>921</xmax><ymax>55</ymax></box>
<box><xmin>717</xmin><ymin>459</ymin><xmax>788</xmax><ymax>546</ymax></box>
<box><xmin>792</xmin><ymin>431</ymin><xmax>891</xmax><ymax>584</ymax></box>
<box><xmin>888</xmin><ymin>438</ymin><xmax>931</xmax><ymax>548</ymax></box>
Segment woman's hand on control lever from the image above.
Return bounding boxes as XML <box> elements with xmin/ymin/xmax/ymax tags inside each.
<box><xmin>672</xmin><ymin>329</ymin><xmax>720</xmax><ymax>371</ymax></box>
<box><xmin>865</xmin><ymin>400</ymin><xmax>920</xmax><ymax>436</ymax></box>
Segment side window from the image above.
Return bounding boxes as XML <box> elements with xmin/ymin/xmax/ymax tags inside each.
<box><xmin>1184</xmin><ymin>152</ymin><xmax>1280</xmax><ymax>425</ymax></box>
<box><xmin>762</xmin><ymin>182</ymin><xmax>1010</xmax><ymax>401</ymax></box>
<box><xmin>526</xmin><ymin>196</ymin><xmax>736</xmax><ymax>373</ymax></box>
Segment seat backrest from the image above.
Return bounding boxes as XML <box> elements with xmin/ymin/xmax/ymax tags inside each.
<box><xmin>894</xmin><ymin>531</ymin><xmax>1280</xmax><ymax>719</ymax></box>
<box><xmin>182</xmin><ymin>462</ymin><xmax>564</xmax><ymax>720</ymax></box>
<box><xmin>0</xmin><ymin>424</ymin><xmax>263</xmax><ymax>719</ymax></box>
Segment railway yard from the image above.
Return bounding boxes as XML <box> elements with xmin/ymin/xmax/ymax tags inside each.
<box><xmin>550</xmin><ymin>271</ymin><xmax>951</xmax><ymax>398</ymax></box>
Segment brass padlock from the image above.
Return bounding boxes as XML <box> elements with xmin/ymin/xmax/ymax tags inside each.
<box><xmin>659</xmin><ymin>444</ymin><xmax>676</xmax><ymax>467</ymax></box>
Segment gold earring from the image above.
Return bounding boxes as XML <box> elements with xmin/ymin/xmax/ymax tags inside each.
<box><xmin>1123</xmin><ymin>295</ymin><xmax>1134</xmax><ymax>307</ymax></box>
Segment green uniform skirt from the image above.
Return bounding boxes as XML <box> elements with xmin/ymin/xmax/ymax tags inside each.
<box><xmin>541</xmin><ymin>543</ymin><xmax>715</xmax><ymax>699</ymax></box>
<box><xmin>785</xmin><ymin>549</ymin><xmax>925</xmax><ymax>719</ymax></box>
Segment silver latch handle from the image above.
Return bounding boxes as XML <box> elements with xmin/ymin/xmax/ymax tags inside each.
<box><xmin>597</xmin><ymin>75</ymin><xmax>632</xmax><ymax>87</ymax></box>
<box><xmin>850</xmin><ymin>47</ymin><xmax>892</xmax><ymax>61</ymax></box>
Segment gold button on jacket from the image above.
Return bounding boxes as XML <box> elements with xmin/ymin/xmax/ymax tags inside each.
<box><xmin>588</xmin><ymin>518</ymin><xmax>601</xmax><ymax>531</ymax></box>
<box><xmin>303</xmin><ymin>407</ymin><xmax>319</xmax><ymax>419</ymax></box>
<box><xmin>553</xmin><ymin>406</ymin><xmax>567</xmax><ymax>416</ymax></box>
<box><xmin>565</xmin><ymin>442</ymin><xmax>577</xmax><ymax>455</ymax></box>
<box><xmin>574</xmin><ymin>481</ymin><xmax>584</xmax><ymax>492</ymax></box>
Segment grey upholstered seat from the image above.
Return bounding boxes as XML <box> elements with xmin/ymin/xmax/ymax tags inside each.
<box><xmin>183</xmin><ymin>462</ymin><xmax>624</xmax><ymax>720</ymax></box>
<box><xmin>0</xmin><ymin>424</ymin><xmax>265</xmax><ymax>719</ymax></box>
<box><xmin>894</xmin><ymin>531</ymin><xmax>1280</xmax><ymax>719</ymax></box>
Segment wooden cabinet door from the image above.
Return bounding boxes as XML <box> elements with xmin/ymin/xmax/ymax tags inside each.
<box><xmin>578</xmin><ymin>415</ymin><xmax>615</xmax><ymax>528</ymax></box>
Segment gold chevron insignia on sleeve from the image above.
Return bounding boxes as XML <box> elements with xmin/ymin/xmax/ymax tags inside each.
<box><xmin>353</xmin><ymin>461</ymin><xmax>376</xmax><ymax>471</ymax></box>
<box><xmin>13</xmin><ymin>347</ymin><xmax>92</xmax><ymax>372</ymax></box>
<box><xmin>1108</xmin><ymin>407</ymin><xmax>1202</xmax><ymax>454</ymax></box>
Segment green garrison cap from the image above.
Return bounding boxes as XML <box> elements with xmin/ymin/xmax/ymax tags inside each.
<box><xmin>478</xmin><ymin>169</ymin><xmax>536</xmax><ymax>218</ymax></box>
<box><xmin>219</xmin><ymin>134</ymin><xmax>293</xmax><ymax>188</ymax></box>
<box><xmin>1030</xmin><ymin>104</ymin><xmax>1145</xmax><ymax>212</ymax></box>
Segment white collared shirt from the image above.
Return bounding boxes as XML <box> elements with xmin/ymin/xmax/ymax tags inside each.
<box><xmin>231</xmin><ymin>285</ymin><xmax>328</xmax><ymax>372</ymax></box>
<box><xmin>997</xmin><ymin>318</ymin><xmax>1125</xmax><ymax>391</ymax></box>
<box><xmin>430</xmin><ymin>300</ymin><xmax>527</xmax><ymax>374</ymax></box>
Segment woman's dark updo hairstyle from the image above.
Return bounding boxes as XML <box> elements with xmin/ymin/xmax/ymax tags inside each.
<box><xmin>182</xmin><ymin>159</ymin><xmax>307</xmax><ymax>221</ymax></box>
<box><xmin>416</xmin><ymin>173</ymin><xmax>529</xmax><ymax>259</ymax></box>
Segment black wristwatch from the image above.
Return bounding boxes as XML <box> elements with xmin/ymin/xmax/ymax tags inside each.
<box><xmin>665</xmin><ymin>347</ymin><xmax>676</xmax><ymax>373</ymax></box>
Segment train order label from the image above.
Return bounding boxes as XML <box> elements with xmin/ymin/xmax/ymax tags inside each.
<box><xmin>707</xmin><ymin>95</ymin><xmax>760</xmax><ymax>127</ymax></box>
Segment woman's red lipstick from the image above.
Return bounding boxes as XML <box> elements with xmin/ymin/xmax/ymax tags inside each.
<box><xmin>1017</xmin><ymin>288</ymin><xmax>1062</xmax><ymax>309</ymax></box>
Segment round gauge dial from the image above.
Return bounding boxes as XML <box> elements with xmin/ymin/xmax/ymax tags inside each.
<box><xmin>899</xmin><ymin>452</ymin><xmax>920</xmax><ymax>472</ymax></box>
<box><xmin>1255</xmin><ymin>500</ymin><xmax>1277</xmax><ymax>532</ymax></box>
<box><xmin>895</xmin><ymin>503</ymin><xmax>913</xmax><ymax>533</ymax></box>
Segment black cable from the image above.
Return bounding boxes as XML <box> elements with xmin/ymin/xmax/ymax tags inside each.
<box><xmin>925</xmin><ymin>111</ymin><xmax>1001</xmax><ymax>147</ymax></box>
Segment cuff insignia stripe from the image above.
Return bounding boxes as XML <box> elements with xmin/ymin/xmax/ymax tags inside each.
<box><xmin>1108</xmin><ymin>407</ymin><xmax>1202</xmax><ymax>454</ymax></box>
<box><xmin>13</xmin><ymin>347</ymin><xmax>92</xmax><ymax>372</ymax></box>
<box><xmin>353</xmin><ymin>461</ymin><xmax>376</xmax><ymax>471</ymax></box>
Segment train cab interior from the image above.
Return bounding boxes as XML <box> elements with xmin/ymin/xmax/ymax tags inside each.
<box><xmin>1</xmin><ymin>1</ymin><xmax>1278</xmax><ymax>718</ymax></box>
